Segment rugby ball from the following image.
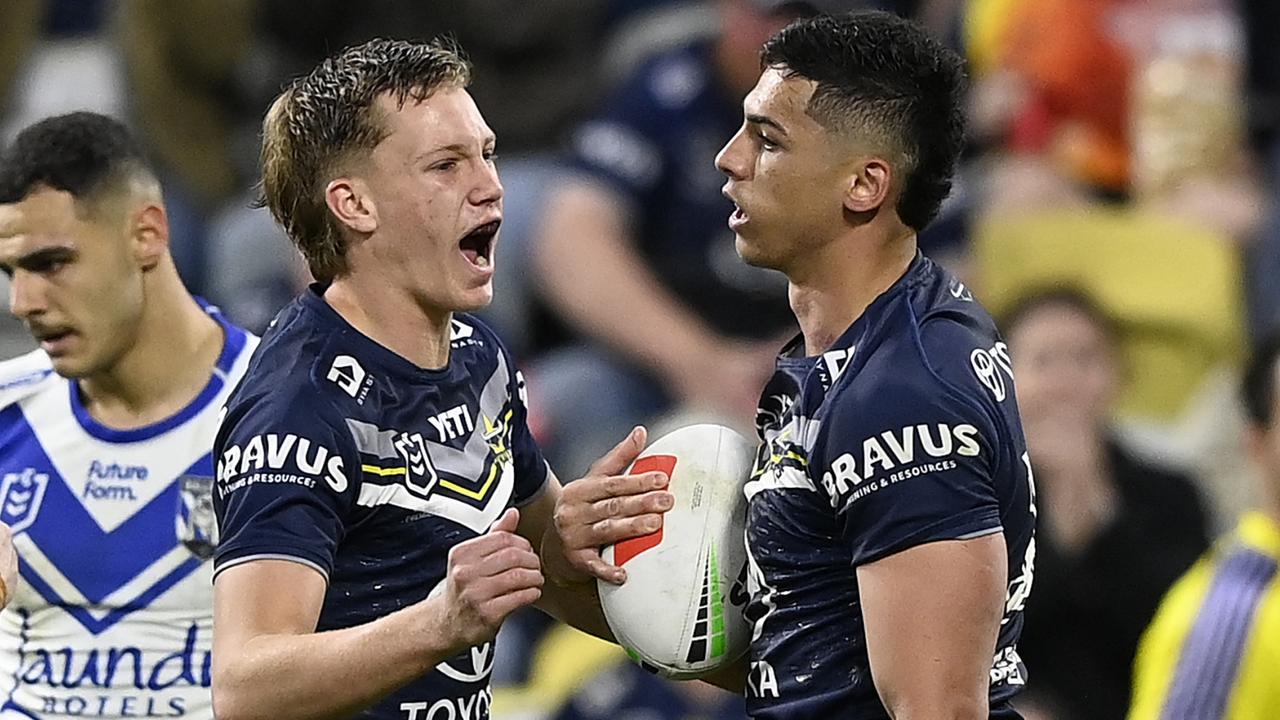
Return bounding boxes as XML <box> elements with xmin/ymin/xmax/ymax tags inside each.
<box><xmin>599</xmin><ymin>424</ymin><xmax>754</xmax><ymax>679</ymax></box>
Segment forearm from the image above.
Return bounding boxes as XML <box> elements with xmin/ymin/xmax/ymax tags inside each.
<box><xmin>536</xmin><ymin>183</ymin><xmax>718</xmax><ymax>379</ymax></box>
<box><xmin>215</xmin><ymin>598</ymin><xmax>453</xmax><ymax>720</ymax></box>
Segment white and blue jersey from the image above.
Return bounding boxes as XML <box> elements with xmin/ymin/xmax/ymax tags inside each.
<box><xmin>0</xmin><ymin>309</ymin><xmax>255</xmax><ymax>720</ymax></box>
<box><xmin>744</xmin><ymin>255</ymin><xmax>1036</xmax><ymax>719</ymax></box>
<box><xmin>212</xmin><ymin>286</ymin><xmax>549</xmax><ymax>720</ymax></box>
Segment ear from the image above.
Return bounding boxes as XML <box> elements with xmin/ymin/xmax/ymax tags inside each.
<box><xmin>131</xmin><ymin>203</ymin><xmax>169</xmax><ymax>272</ymax></box>
<box><xmin>843</xmin><ymin>157</ymin><xmax>893</xmax><ymax>215</ymax></box>
<box><xmin>325</xmin><ymin>177</ymin><xmax>378</xmax><ymax>236</ymax></box>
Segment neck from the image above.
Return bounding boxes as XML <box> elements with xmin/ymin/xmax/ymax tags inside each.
<box><xmin>78</xmin><ymin>269</ymin><xmax>223</xmax><ymax>427</ymax></box>
<box><xmin>324</xmin><ymin>271</ymin><xmax>452</xmax><ymax>370</ymax></box>
<box><xmin>788</xmin><ymin>226</ymin><xmax>917</xmax><ymax>357</ymax></box>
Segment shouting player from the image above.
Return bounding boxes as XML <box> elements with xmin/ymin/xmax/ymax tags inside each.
<box><xmin>0</xmin><ymin>113</ymin><xmax>257</xmax><ymax>719</ymax></box>
<box><xmin>555</xmin><ymin>11</ymin><xmax>1037</xmax><ymax>719</ymax></box>
<box><xmin>210</xmin><ymin>39</ymin><xmax>666</xmax><ymax>720</ymax></box>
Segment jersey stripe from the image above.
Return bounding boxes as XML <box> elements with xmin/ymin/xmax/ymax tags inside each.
<box><xmin>1159</xmin><ymin>547</ymin><xmax>1278</xmax><ymax>719</ymax></box>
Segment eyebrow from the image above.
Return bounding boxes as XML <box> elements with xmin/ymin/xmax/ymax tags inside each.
<box><xmin>413</xmin><ymin>137</ymin><xmax>498</xmax><ymax>163</ymax></box>
<box><xmin>746</xmin><ymin>113</ymin><xmax>789</xmax><ymax>136</ymax></box>
<box><xmin>0</xmin><ymin>245</ymin><xmax>77</xmax><ymax>275</ymax></box>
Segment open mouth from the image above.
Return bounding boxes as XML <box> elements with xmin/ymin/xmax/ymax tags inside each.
<box><xmin>31</xmin><ymin>328</ymin><xmax>74</xmax><ymax>354</ymax></box>
<box><xmin>459</xmin><ymin>220</ymin><xmax>500</xmax><ymax>269</ymax></box>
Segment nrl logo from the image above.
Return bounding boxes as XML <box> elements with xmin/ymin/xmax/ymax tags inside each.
<box><xmin>0</xmin><ymin>468</ymin><xmax>49</xmax><ymax>533</ymax></box>
<box><xmin>394</xmin><ymin>432</ymin><xmax>439</xmax><ymax>497</ymax></box>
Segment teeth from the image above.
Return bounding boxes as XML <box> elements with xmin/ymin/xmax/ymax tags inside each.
<box><xmin>475</xmin><ymin>256</ymin><xmax>489</xmax><ymax>268</ymax></box>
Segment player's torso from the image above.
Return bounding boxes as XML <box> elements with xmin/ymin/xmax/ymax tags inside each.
<box><xmin>742</xmin><ymin>259</ymin><xmax>1034</xmax><ymax>719</ymax></box>
<box><xmin>0</xmin><ymin>325</ymin><xmax>254</xmax><ymax>720</ymax></box>
<box><xmin>224</xmin><ymin>303</ymin><xmax>529</xmax><ymax>719</ymax></box>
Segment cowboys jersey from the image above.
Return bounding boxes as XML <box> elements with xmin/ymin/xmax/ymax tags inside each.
<box><xmin>213</xmin><ymin>286</ymin><xmax>548</xmax><ymax>720</ymax></box>
<box><xmin>744</xmin><ymin>254</ymin><xmax>1036</xmax><ymax>719</ymax></box>
<box><xmin>0</xmin><ymin>309</ymin><xmax>255</xmax><ymax>719</ymax></box>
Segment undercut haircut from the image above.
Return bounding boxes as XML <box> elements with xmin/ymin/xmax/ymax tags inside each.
<box><xmin>761</xmin><ymin>11</ymin><xmax>966</xmax><ymax>231</ymax></box>
<box><xmin>0</xmin><ymin>112</ymin><xmax>157</xmax><ymax>214</ymax></box>
<box><xmin>260</xmin><ymin>37</ymin><xmax>472</xmax><ymax>282</ymax></box>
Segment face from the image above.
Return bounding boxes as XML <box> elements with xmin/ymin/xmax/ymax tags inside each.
<box><xmin>0</xmin><ymin>187</ymin><xmax>147</xmax><ymax>378</ymax></box>
<box><xmin>351</xmin><ymin>88</ymin><xmax>502</xmax><ymax>314</ymax></box>
<box><xmin>1007</xmin><ymin>302</ymin><xmax>1119</xmax><ymax>429</ymax></box>
<box><xmin>714</xmin><ymin>68</ymin><xmax>857</xmax><ymax>277</ymax></box>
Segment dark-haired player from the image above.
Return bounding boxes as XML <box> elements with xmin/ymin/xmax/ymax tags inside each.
<box><xmin>0</xmin><ymin>112</ymin><xmax>256</xmax><ymax>719</ymax></box>
<box><xmin>555</xmin><ymin>11</ymin><xmax>1037</xmax><ymax>719</ymax></box>
<box><xmin>210</xmin><ymin>38</ymin><xmax>668</xmax><ymax>720</ymax></box>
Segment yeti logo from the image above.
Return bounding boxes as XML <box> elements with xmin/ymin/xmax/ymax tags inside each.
<box><xmin>327</xmin><ymin>355</ymin><xmax>366</xmax><ymax>398</ymax></box>
<box><xmin>0</xmin><ymin>468</ymin><xmax>49</xmax><ymax>533</ymax></box>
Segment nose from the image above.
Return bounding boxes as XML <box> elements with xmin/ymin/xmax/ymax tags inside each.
<box><xmin>7</xmin><ymin>271</ymin><xmax>45</xmax><ymax>320</ymax></box>
<box><xmin>714</xmin><ymin>127</ymin><xmax>750</xmax><ymax>181</ymax></box>
<box><xmin>472</xmin><ymin>159</ymin><xmax>504</xmax><ymax>207</ymax></box>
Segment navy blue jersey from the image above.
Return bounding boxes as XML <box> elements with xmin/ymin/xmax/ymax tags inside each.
<box><xmin>744</xmin><ymin>255</ymin><xmax>1035</xmax><ymax>719</ymax></box>
<box><xmin>212</xmin><ymin>286</ymin><xmax>549</xmax><ymax>720</ymax></box>
<box><xmin>566</xmin><ymin>41</ymin><xmax>792</xmax><ymax>339</ymax></box>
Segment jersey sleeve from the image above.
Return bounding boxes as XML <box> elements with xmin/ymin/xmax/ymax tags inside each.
<box><xmin>212</xmin><ymin>395</ymin><xmax>362</xmax><ymax>581</ymax></box>
<box><xmin>817</xmin><ymin>325</ymin><xmax>1007</xmax><ymax>566</ymax></box>
<box><xmin>508</xmin><ymin>364</ymin><xmax>549</xmax><ymax>507</ymax></box>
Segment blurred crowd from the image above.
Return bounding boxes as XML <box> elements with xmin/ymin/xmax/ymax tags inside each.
<box><xmin>2</xmin><ymin>0</ymin><xmax>1278</xmax><ymax>719</ymax></box>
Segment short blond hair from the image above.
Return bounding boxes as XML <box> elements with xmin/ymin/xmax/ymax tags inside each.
<box><xmin>259</xmin><ymin>38</ymin><xmax>471</xmax><ymax>282</ymax></box>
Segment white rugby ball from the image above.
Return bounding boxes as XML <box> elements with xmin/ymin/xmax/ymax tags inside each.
<box><xmin>599</xmin><ymin>423</ymin><xmax>754</xmax><ymax>679</ymax></box>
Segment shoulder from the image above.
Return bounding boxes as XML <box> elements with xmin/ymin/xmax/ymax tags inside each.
<box><xmin>220</xmin><ymin>306</ymin><xmax>352</xmax><ymax>444</ymax></box>
<box><xmin>0</xmin><ymin>349</ymin><xmax>58</xmax><ymax>411</ymax></box>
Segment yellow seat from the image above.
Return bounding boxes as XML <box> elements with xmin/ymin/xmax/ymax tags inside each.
<box><xmin>974</xmin><ymin>206</ymin><xmax>1246</xmax><ymax>421</ymax></box>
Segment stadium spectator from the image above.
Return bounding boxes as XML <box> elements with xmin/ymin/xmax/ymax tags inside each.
<box><xmin>1005</xmin><ymin>288</ymin><xmax>1211</xmax><ymax>720</ymax></box>
<box><xmin>1128</xmin><ymin>333</ymin><xmax>1280</xmax><ymax>719</ymax></box>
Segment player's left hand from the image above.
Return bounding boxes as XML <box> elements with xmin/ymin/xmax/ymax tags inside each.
<box><xmin>0</xmin><ymin>522</ymin><xmax>18</xmax><ymax>609</ymax></box>
<box><xmin>545</xmin><ymin>426</ymin><xmax>674</xmax><ymax>587</ymax></box>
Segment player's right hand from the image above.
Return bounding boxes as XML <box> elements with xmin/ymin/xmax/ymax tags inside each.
<box><xmin>439</xmin><ymin>508</ymin><xmax>543</xmax><ymax>649</ymax></box>
<box><xmin>548</xmin><ymin>426</ymin><xmax>674</xmax><ymax>586</ymax></box>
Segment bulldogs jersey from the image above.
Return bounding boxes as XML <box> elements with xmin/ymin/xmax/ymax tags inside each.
<box><xmin>213</xmin><ymin>287</ymin><xmax>548</xmax><ymax>720</ymax></box>
<box><xmin>0</xmin><ymin>310</ymin><xmax>255</xmax><ymax>720</ymax></box>
<box><xmin>744</xmin><ymin>255</ymin><xmax>1036</xmax><ymax>719</ymax></box>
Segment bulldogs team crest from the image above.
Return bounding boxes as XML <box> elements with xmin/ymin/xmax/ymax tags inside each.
<box><xmin>0</xmin><ymin>468</ymin><xmax>49</xmax><ymax>534</ymax></box>
<box><xmin>177</xmin><ymin>474</ymin><xmax>219</xmax><ymax>559</ymax></box>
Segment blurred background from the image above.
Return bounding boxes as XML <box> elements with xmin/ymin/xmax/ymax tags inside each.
<box><xmin>1</xmin><ymin>0</ymin><xmax>1277</xmax><ymax>718</ymax></box>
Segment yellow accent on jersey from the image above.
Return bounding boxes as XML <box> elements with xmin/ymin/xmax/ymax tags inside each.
<box><xmin>361</xmin><ymin>464</ymin><xmax>406</xmax><ymax>477</ymax></box>
<box><xmin>1128</xmin><ymin>512</ymin><xmax>1280</xmax><ymax>720</ymax></box>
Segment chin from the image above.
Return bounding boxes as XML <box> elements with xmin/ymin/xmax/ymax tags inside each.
<box><xmin>735</xmin><ymin>234</ymin><xmax>782</xmax><ymax>271</ymax></box>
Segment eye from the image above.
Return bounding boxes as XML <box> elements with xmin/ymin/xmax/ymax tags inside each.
<box><xmin>483</xmin><ymin>148</ymin><xmax>498</xmax><ymax>164</ymax></box>
<box><xmin>32</xmin><ymin>257</ymin><xmax>68</xmax><ymax>275</ymax></box>
<box><xmin>754</xmin><ymin>129</ymin><xmax>780</xmax><ymax>151</ymax></box>
<box><xmin>431</xmin><ymin>160</ymin><xmax>459</xmax><ymax>173</ymax></box>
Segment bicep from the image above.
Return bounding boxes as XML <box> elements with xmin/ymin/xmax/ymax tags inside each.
<box><xmin>857</xmin><ymin>534</ymin><xmax>1007</xmax><ymax>716</ymax></box>
<box><xmin>212</xmin><ymin>559</ymin><xmax>328</xmax><ymax>670</ymax></box>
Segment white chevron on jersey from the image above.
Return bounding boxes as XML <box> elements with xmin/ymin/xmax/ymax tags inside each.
<box><xmin>0</xmin><ymin>314</ymin><xmax>257</xmax><ymax>720</ymax></box>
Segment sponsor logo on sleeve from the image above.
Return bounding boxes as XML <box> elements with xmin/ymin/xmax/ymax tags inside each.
<box><xmin>327</xmin><ymin>355</ymin><xmax>371</xmax><ymax>403</ymax></box>
<box><xmin>216</xmin><ymin>434</ymin><xmax>348</xmax><ymax>497</ymax></box>
<box><xmin>820</xmin><ymin>423</ymin><xmax>981</xmax><ymax>508</ymax></box>
<box><xmin>970</xmin><ymin>342</ymin><xmax>1013</xmax><ymax>402</ymax></box>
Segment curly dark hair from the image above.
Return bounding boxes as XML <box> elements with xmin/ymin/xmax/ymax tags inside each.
<box><xmin>761</xmin><ymin>11</ymin><xmax>966</xmax><ymax>231</ymax></box>
<box><xmin>0</xmin><ymin>112</ymin><xmax>154</xmax><ymax>209</ymax></box>
<box><xmin>260</xmin><ymin>37</ymin><xmax>472</xmax><ymax>282</ymax></box>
